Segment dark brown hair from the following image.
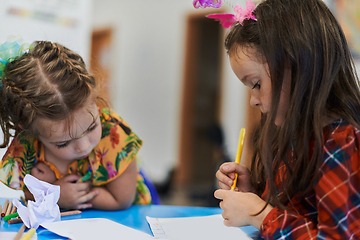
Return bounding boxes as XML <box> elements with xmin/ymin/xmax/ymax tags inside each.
<box><xmin>0</xmin><ymin>41</ymin><xmax>102</xmax><ymax>147</ymax></box>
<box><xmin>225</xmin><ymin>0</ymin><xmax>360</xmax><ymax>208</ymax></box>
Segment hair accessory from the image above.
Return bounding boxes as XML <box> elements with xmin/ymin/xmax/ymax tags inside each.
<box><xmin>0</xmin><ymin>36</ymin><xmax>33</xmax><ymax>83</ymax></box>
<box><xmin>193</xmin><ymin>0</ymin><xmax>222</xmax><ymax>9</ymax></box>
<box><xmin>234</xmin><ymin>1</ymin><xmax>257</xmax><ymax>24</ymax></box>
<box><xmin>200</xmin><ymin>1</ymin><xmax>257</xmax><ymax>28</ymax></box>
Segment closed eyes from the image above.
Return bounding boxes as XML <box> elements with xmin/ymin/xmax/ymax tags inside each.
<box><xmin>55</xmin><ymin>123</ymin><xmax>98</xmax><ymax>149</ymax></box>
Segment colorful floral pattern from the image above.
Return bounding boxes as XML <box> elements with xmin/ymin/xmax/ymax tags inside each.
<box><xmin>0</xmin><ymin>108</ymin><xmax>152</xmax><ymax>205</ymax></box>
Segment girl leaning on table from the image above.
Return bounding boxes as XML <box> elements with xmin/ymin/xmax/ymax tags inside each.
<box><xmin>0</xmin><ymin>39</ymin><xmax>152</xmax><ymax>210</ymax></box>
<box><xmin>203</xmin><ymin>0</ymin><xmax>360</xmax><ymax>238</ymax></box>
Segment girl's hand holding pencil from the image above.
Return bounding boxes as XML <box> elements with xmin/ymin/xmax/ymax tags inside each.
<box><xmin>215</xmin><ymin>128</ymin><xmax>255</xmax><ymax>193</ymax></box>
<box><xmin>214</xmin><ymin>128</ymin><xmax>273</xmax><ymax>229</ymax></box>
<box><xmin>216</xmin><ymin>162</ymin><xmax>255</xmax><ymax>192</ymax></box>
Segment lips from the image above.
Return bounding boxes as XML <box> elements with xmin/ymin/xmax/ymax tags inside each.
<box><xmin>80</xmin><ymin>153</ymin><xmax>90</xmax><ymax>159</ymax></box>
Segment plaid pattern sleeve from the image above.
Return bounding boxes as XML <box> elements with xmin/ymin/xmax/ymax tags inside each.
<box><xmin>260</xmin><ymin>119</ymin><xmax>360</xmax><ymax>239</ymax></box>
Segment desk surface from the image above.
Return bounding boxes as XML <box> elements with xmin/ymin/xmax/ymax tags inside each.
<box><xmin>0</xmin><ymin>198</ymin><xmax>259</xmax><ymax>239</ymax></box>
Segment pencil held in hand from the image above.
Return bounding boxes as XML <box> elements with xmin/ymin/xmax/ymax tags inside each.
<box><xmin>230</xmin><ymin>128</ymin><xmax>246</xmax><ymax>191</ymax></box>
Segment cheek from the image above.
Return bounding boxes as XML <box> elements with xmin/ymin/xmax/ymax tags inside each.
<box><xmin>48</xmin><ymin>146</ymin><xmax>71</xmax><ymax>158</ymax></box>
<box><xmin>93</xmin><ymin>126</ymin><xmax>102</xmax><ymax>144</ymax></box>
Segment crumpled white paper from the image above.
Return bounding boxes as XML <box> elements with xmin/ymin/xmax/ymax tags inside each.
<box><xmin>13</xmin><ymin>174</ymin><xmax>61</xmax><ymax>229</ymax></box>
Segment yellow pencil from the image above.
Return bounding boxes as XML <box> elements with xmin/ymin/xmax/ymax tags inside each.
<box><xmin>20</xmin><ymin>228</ymin><xmax>36</xmax><ymax>240</ymax></box>
<box><xmin>230</xmin><ymin>128</ymin><xmax>246</xmax><ymax>191</ymax></box>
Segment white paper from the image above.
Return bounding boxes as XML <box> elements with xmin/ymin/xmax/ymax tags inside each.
<box><xmin>0</xmin><ymin>231</ymin><xmax>37</xmax><ymax>240</ymax></box>
<box><xmin>12</xmin><ymin>174</ymin><xmax>61</xmax><ymax>229</ymax></box>
<box><xmin>41</xmin><ymin>218</ymin><xmax>157</xmax><ymax>240</ymax></box>
<box><xmin>146</xmin><ymin>214</ymin><xmax>252</xmax><ymax>240</ymax></box>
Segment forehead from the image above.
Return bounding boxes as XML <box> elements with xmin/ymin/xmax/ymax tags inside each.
<box><xmin>230</xmin><ymin>46</ymin><xmax>261</xmax><ymax>64</ymax></box>
<box><xmin>36</xmin><ymin>103</ymin><xmax>98</xmax><ymax>140</ymax></box>
<box><xmin>229</xmin><ymin>47</ymin><xmax>265</xmax><ymax>81</ymax></box>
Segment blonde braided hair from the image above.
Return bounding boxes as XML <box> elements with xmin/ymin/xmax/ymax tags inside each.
<box><xmin>0</xmin><ymin>41</ymin><xmax>99</xmax><ymax>147</ymax></box>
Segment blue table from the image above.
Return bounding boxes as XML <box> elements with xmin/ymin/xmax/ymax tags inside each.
<box><xmin>0</xmin><ymin>198</ymin><xmax>259</xmax><ymax>239</ymax></box>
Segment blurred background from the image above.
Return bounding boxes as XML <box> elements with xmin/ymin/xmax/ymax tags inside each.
<box><xmin>0</xmin><ymin>0</ymin><xmax>359</xmax><ymax>207</ymax></box>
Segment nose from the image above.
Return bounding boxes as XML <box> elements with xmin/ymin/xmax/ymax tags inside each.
<box><xmin>250</xmin><ymin>94</ymin><xmax>260</xmax><ymax>107</ymax></box>
<box><xmin>75</xmin><ymin>136</ymin><xmax>91</xmax><ymax>153</ymax></box>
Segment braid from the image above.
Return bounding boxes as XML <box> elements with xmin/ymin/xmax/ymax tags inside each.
<box><xmin>0</xmin><ymin>41</ymin><xmax>98</xmax><ymax>147</ymax></box>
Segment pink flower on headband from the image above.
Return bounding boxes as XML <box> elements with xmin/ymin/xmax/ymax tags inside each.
<box><xmin>193</xmin><ymin>0</ymin><xmax>222</xmax><ymax>9</ymax></box>
<box><xmin>234</xmin><ymin>1</ymin><xmax>257</xmax><ymax>25</ymax></box>
<box><xmin>204</xmin><ymin>1</ymin><xmax>257</xmax><ymax>28</ymax></box>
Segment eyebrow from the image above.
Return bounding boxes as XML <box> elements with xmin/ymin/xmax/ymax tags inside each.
<box><xmin>241</xmin><ymin>75</ymin><xmax>253</xmax><ymax>87</ymax></box>
<box><xmin>50</xmin><ymin>113</ymin><xmax>98</xmax><ymax>144</ymax></box>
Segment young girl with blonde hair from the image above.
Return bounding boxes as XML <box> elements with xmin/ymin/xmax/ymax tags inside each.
<box><xmin>0</xmin><ymin>40</ymin><xmax>152</xmax><ymax>210</ymax></box>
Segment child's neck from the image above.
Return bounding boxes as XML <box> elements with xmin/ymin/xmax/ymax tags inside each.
<box><xmin>43</xmin><ymin>148</ymin><xmax>74</xmax><ymax>176</ymax></box>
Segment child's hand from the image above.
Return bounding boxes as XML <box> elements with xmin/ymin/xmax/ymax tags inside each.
<box><xmin>215</xmin><ymin>162</ymin><xmax>255</xmax><ymax>193</ymax></box>
<box><xmin>31</xmin><ymin>162</ymin><xmax>57</xmax><ymax>183</ymax></box>
<box><xmin>54</xmin><ymin>174</ymin><xmax>99</xmax><ymax>210</ymax></box>
<box><xmin>214</xmin><ymin>189</ymin><xmax>273</xmax><ymax>229</ymax></box>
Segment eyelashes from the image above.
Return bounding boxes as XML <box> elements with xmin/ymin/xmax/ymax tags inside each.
<box><xmin>87</xmin><ymin>123</ymin><xmax>97</xmax><ymax>132</ymax></box>
<box><xmin>252</xmin><ymin>81</ymin><xmax>260</xmax><ymax>89</ymax></box>
<box><xmin>56</xmin><ymin>142</ymin><xmax>68</xmax><ymax>149</ymax></box>
<box><xmin>55</xmin><ymin>123</ymin><xmax>98</xmax><ymax>149</ymax></box>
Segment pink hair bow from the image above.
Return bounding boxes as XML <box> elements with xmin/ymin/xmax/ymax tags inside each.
<box><xmin>205</xmin><ymin>1</ymin><xmax>257</xmax><ymax>28</ymax></box>
<box><xmin>234</xmin><ymin>1</ymin><xmax>257</xmax><ymax>24</ymax></box>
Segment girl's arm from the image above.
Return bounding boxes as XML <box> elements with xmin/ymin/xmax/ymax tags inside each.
<box><xmin>88</xmin><ymin>159</ymin><xmax>138</xmax><ymax>210</ymax></box>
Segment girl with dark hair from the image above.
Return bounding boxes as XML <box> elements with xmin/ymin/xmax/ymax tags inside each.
<box><xmin>208</xmin><ymin>0</ymin><xmax>360</xmax><ymax>238</ymax></box>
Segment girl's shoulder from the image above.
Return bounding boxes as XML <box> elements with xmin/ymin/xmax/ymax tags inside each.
<box><xmin>99</xmin><ymin>108</ymin><xmax>122</xmax><ymax>121</ymax></box>
<box><xmin>0</xmin><ymin>135</ymin><xmax>39</xmax><ymax>190</ymax></box>
<box><xmin>323</xmin><ymin>118</ymin><xmax>360</xmax><ymax>147</ymax></box>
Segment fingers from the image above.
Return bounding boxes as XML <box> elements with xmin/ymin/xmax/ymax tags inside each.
<box><xmin>30</xmin><ymin>162</ymin><xmax>47</xmax><ymax>176</ymax></box>
<box><xmin>216</xmin><ymin>162</ymin><xmax>252</xmax><ymax>191</ymax></box>
<box><xmin>30</xmin><ymin>162</ymin><xmax>57</xmax><ymax>183</ymax></box>
<box><xmin>30</xmin><ymin>166</ymin><xmax>41</xmax><ymax>177</ymax></box>
<box><xmin>220</xmin><ymin>162</ymin><xmax>249</xmax><ymax>175</ymax></box>
<box><xmin>61</xmin><ymin>174</ymin><xmax>81</xmax><ymax>183</ymax></box>
<box><xmin>222</xmin><ymin>212</ymin><xmax>232</xmax><ymax>227</ymax></box>
<box><xmin>75</xmin><ymin>203</ymin><xmax>93</xmax><ymax>210</ymax></box>
<box><xmin>214</xmin><ymin>189</ymin><xmax>226</xmax><ymax>200</ymax></box>
<box><xmin>216</xmin><ymin>169</ymin><xmax>234</xmax><ymax>190</ymax></box>
<box><xmin>76</xmin><ymin>190</ymin><xmax>99</xmax><ymax>209</ymax></box>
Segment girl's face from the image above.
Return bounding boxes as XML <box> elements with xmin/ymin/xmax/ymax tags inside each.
<box><xmin>229</xmin><ymin>47</ymin><xmax>291</xmax><ymax>126</ymax></box>
<box><xmin>37</xmin><ymin>102</ymin><xmax>102</xmax><ymax>162</ymax></box>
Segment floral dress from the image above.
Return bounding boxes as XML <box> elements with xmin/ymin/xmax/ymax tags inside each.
<box><xmin>0</xmin><ymin>108</ymin><xmax>152</xmax><ymax>205</ymax></box>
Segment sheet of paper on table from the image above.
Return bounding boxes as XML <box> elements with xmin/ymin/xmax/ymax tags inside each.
<box><xmin>0</xmin><ymin>231</ymin><xmax>38</xmax><ymax>240</ymax></box>
<box><xmin>41</xmin><ymin>218</ymin><xmax>156</xmax><ymax>240</ymax></box>
<box><xmin>146</xmin><ymin>214</ymin><xmax>253</xmax><ymax>240</ymax></box>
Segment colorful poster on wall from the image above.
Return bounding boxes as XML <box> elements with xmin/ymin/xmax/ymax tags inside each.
<box><xmin>334</xmin><ymin>0</ymin><xmax>360</xmax><ymax>58</ymax></box>
<box><xmin>0</xmin><ymin>0</ymin><xmax>93</xmax><ymax>63</ymax></box>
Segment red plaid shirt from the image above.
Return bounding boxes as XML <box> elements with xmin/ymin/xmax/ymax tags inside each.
<box><xmin>260</xmin><ymin>119</ymin><xmax>360</xmax><ymax>239</ymax></box>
